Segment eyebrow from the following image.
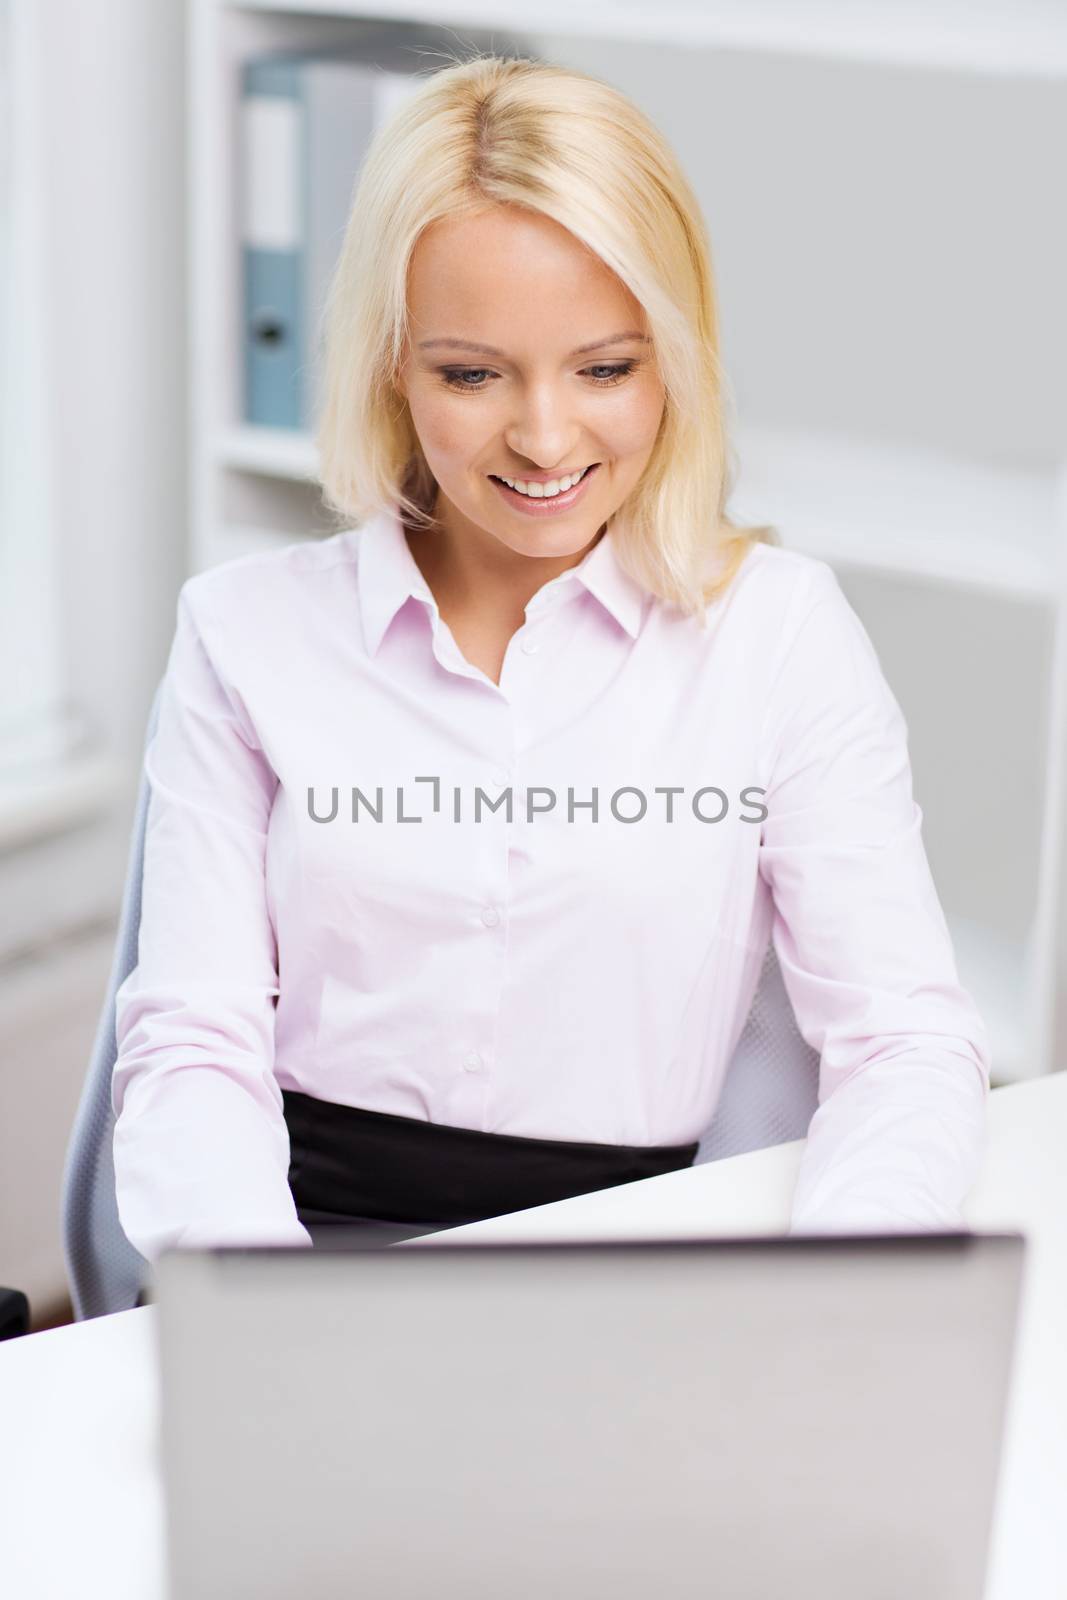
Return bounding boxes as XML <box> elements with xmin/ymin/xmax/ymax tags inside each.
<box><xmin>418</xmin><ymin>331</ymin><xmax>651</xmax><ymax>358</ymax></box>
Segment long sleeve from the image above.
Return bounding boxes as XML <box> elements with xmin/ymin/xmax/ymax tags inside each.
<box><xmin>112</xmin><ymin>580</ymin><xmax>312</xmax><ymax>1261</ymax></box>
<box><xmin>757</xmin><ymin>564</ymin><xmax>991</xmax><ymax>1234</ymax></box>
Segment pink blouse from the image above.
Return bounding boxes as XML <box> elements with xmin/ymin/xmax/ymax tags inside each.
<box><xmin>112</xmin><ymin>509</ymin><xmax>989</xmax><ymax>1260</ymax></box>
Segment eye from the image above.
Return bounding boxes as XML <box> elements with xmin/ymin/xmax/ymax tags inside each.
<box><xmin>438</xmin><ymin>361</ymin><xmax>638</xmax><ymax>393</ymax></box>
<box><xmin>584</xmin><ymin>362</ymin><xmax>637</xmax><ymax>386</ymax></box>
<box><xmin>440</xmin><ymin>368</ymin><xmax>495</xmax><ymax>391</ymax></box>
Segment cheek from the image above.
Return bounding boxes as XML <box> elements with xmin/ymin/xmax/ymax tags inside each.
<box><xmin>609</xmin><ymin>396</ymin><xmax>665</xmax><ymax>461</ymax></box>
<box><xmin>409</xmin><ymin>391</ymin><xmax>485</xmax><ymax>464</ymax></box>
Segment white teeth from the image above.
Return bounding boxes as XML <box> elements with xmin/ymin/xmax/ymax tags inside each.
<box><xmin>498</xmin><ymin>465</ymin><xmax>590</xmax><ymax>498</ymax></box>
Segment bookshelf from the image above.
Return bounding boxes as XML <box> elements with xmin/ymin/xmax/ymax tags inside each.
<box><xmin>189</xmin><ymin>0</ymin><xmax>1067</xmax><ymax>1084</ymax></box>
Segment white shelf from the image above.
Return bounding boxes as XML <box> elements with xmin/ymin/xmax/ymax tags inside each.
<box><xmin>223</xmin><ymin>0</ymin><xmax>1067</xmax><ymax>79</ymax></box>
<box><xmin>219</xmin><ymin>424</ymin><xmax>320</xmax><ymax>481</ymax></box>
<box><xmin>732</xmin><ymin>425</ymin><xmax>1059</xmax><ymax>603</ymax></box>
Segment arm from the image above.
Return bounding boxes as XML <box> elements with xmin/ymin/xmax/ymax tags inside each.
<box><xmin>112</xmin><ymin>581</ymin><xmax>312</xmax><ymax>1260</ymax></box>
<box><xmin>757</xmin><ymin>564</ymin><xmax>990</xmax><ymax>1234</ymax></box>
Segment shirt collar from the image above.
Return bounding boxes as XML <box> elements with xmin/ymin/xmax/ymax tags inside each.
<box><xmin>355</xmin><ymin>507</ymin><xmax>647</xmax><ymax>658</ymax></box>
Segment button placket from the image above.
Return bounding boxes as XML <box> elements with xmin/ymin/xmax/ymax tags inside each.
<box><xmin>454</xmin><ymin>726</ymin><xmax>512</xmax><ymax>1097</ymax></box>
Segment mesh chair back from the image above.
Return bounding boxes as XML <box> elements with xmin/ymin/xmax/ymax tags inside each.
<box><xmin>61</xmin><ymin>680</ymin><xmax>820</xmax><ymax>1318</ymax></box>
<box><xmin>61</xmin><ymin>681</ymin><xmax>164</xmax><ymax>1320</ymax></box>
<box><xmin>696</xmin><ymin>942</ymin><xmax>820</xmax><ymax>1164</ymax></box>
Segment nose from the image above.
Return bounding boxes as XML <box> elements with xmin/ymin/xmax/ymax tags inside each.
<box><xmin>504</xmin><ymin>384</ymin><xmax>582</xmax><ymax>472</ymax></box>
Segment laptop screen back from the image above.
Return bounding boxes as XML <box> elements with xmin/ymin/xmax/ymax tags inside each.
<box><xmin>156</xmin><ymin>1232</ymin><xmax>1024</xmax><ymax>1600</ymax></box>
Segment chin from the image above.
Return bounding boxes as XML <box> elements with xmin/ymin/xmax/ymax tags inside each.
<box><xmin>504</xmin><ymin>524</ymin><xmax>598</xmax><ymax>556</ymax></box>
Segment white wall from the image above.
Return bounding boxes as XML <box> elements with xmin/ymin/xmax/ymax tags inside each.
<box><xmin>41</xmin><ymin>0</ymin><xmax>189</xmax><ymax>766</ymax></box>
<box><xmin>531</xmin><ymin>31</ymin><xmax>1067</xmax><ymax>464</ymax></box>
<box><xmin>0</xmin><ymin>0</ymin><xmax>188</xmax><ymax>1318</ymax></box>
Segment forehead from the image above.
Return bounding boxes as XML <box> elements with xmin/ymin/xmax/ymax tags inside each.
<box><xmin>406</xmin><ymin>206</ymin><xmax>643</xmax><ymax>338</ymax></box>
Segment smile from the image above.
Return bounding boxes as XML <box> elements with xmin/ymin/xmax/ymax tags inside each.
<box><xmin>495</xmin><ymin>464</ymin><xmax>594</xmax><ymax>498</ymax></box>
<box><xmin>488</xmin><ymin>463</ymin><xmax>599</xmax><ymax>515</ymax></box>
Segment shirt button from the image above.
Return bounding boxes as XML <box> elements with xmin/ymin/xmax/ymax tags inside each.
<box><xmin>463</xmin><ymin>1051</ymin><xmax>483</xmax><ymax>1073</ymax></box>
<box><xmin>492</xmin><ymin>771</ymin><xmax>509</xmax><ymax>788</ymax></box>
<box><xmin>520</xmin><ymin>637</ymin><xmax>539</xmax><ymax>655</ymax></box>
<box><xmin>481</xmin><ymin>906</ymin><xmax>500</xmax><ymax>927</ymax></box>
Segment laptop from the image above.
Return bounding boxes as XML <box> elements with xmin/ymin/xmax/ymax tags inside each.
<box><xmin>155</xmin><ymin>1230</ymin><xmax>1024</xmax><ymax>1600</ymax></box>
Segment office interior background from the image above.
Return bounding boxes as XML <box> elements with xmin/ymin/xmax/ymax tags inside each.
<box><xmin>0</xmin><ymin>0</ymin><xmax>1064</xmax><ymax>1330</ymax></box>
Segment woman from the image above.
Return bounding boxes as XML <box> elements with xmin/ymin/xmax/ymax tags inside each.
<box><xmin>112</xmin><ymin>53</ymin><xmax>989</xmax><ymax>1260</ymax></box>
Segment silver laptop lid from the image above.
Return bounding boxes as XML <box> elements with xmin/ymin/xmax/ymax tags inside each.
<box><xmin>156</xmin><ymin>1232</ymin><xmax>1025</xmax><ymax>1600</ymax></box>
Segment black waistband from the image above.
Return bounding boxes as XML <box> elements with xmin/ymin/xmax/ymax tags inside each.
<box><xmin>281</xmin><ymin>1089</ymin><xmax>698</xmax><ymax>1228</ymax></box>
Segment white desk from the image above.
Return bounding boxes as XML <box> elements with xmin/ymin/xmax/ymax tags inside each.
<box><xmin>1</xmin><ymin>1075</ymin><xmax>1064</xmax><ymax>1600</ymax></box>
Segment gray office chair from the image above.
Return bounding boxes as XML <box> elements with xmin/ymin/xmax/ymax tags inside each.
<box><xmin>61</xmin><ymin>679</ymin><xmax>168</xmax><ymax>1322</ymax></box>
<box><xmin>62</xmin><ymin>679</ymin><xmax>821</xmax><ymax>1321</ymax></box>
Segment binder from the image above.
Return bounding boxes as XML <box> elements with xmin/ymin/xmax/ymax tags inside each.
<box><xmin>240</xmin><ymin>54</ymin><xmax>423</xmax><ymax>431</ymax></box>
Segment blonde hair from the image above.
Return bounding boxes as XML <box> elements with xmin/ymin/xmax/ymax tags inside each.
<box><xmin>316</xmin><ymin>51</ymin><xmax>778</xmax><ymax>621</ymax></box>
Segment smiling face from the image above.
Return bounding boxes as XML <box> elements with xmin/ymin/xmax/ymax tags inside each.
<box><xmin>394</xmin><ymin>205</ymin><xmax>667</xmax><ymax>572</ymax></box>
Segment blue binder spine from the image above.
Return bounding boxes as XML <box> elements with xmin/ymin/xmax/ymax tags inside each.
<box><xmin>241</xmin><ymin>58</ymin><xmax>305</xmax><ymax>429</ymax></box>
<box><xmin>241</xmin><ymin>51</ymin><xmax>424</xmax><ymax>431</ymax></box>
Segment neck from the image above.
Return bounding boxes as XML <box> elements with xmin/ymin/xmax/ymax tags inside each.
<box><xmin>405</xmin><ymin>496</ymin><xmax>605</xmax><ymax>624</ymax></box>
